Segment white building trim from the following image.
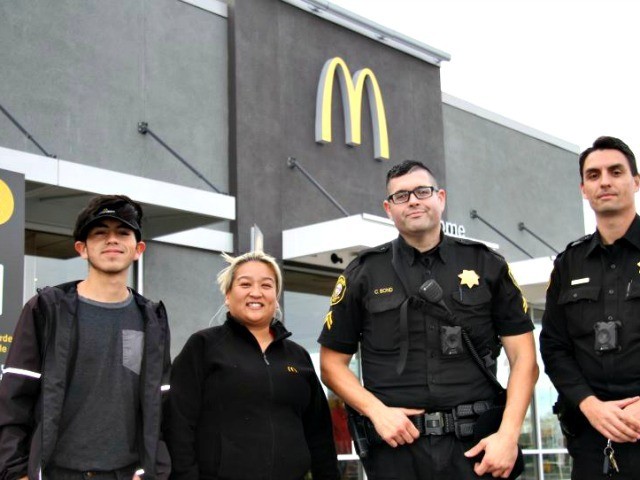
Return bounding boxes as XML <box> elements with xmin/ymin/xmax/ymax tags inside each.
<box><xmin>280</xmin><ymin>0</ymin><xmax>451</xmax><ymax>66</ymax></box>
<box><xmin>0</xmin><ymin>146</ymin><xmax>235</xmax><ymax>221</ymax></box>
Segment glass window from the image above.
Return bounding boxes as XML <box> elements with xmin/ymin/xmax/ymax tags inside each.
<box><xmin>284</xmin><ymin>290</ymin><xmax>331</xmax><ymax>354</ymax></box>
<box><xmin>520</xmin><ymin>453</ymin><xmax>541</xmax><ymax>480</ymax></box>
<box><xmin>541</xmin><ymin>453</ymin><xmax>572</xmax><ymax>480</ymax></box>
<box><xmin>327</xmin><ymin>391</ymin><xmax>352</xmax><ymax>455</ymax></box>
<box><xmin>495</xmin><ymin>340</ymin><xmax>536</xmax><ymax>449</ymax></box>
<box><xmin>537</xmin><ymin>371</ymin><xmax>565</xmax><ymax>450</ymax></box>
<box><xmin>531</xmin><ymin>323</ymin><xmax>566</xmax><ymax>451</ymax></box>
<box><xmin>282</xmin><ymin>268</ymin><xmax>335</xmax><ymax>339</ymax></box>
<box><xmin>23</xmin><ymin>255</ymin><xmax>87</xmax><ymax>301</ymax></box>
<box><xmin>284</xmin><ymin>269</ymin><xmax>365</xmax><ymax>479</ymax></box>
<box><xmin>337</xmin><ymin>460</ymin><xmax>363</xmax><ymax>480</ymax></box>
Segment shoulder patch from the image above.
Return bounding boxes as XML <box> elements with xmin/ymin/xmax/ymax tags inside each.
<box><xmin>330</xmin><ymin>275</ymin><xmax>347</xmax><ymax>306</ymax></box>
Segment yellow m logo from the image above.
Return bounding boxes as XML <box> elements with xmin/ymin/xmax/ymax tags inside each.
<box><xmin>315</xmin><ymin>57</ymin><xmax>389</xmax><ymax>161</ymax></box>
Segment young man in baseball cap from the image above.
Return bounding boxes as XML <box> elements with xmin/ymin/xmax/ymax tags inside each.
<box><xmin>0</xmin><ymin>194</ymin><xmax>171</xmax><ymax>480</ymax></box>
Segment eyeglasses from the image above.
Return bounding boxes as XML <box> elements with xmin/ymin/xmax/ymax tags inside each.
<box><xmin>386</xmin><ymin>186</ymin><xmax>439</xmax><ymax>204</ymax></box>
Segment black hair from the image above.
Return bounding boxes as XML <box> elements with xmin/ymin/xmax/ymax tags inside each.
<box><xmin>579</xmin><ymin>136</ymin><xmax>637</xmax><ymax>180</ymax></box>
<box><xmin>386</xmin><ymin>160</ymin><xmax>437</xmax><ymax>186</ymax></box>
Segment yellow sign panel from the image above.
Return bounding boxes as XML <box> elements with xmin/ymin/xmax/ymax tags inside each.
<box><xmin>315</xmin><ymin>57</ymin><xmax>389</xmax><ymax>161</ymax></box>
<box><xmin>0</xmin><ymin>179</ymin><xmax>15</xmax><ymax>225</ymax></box>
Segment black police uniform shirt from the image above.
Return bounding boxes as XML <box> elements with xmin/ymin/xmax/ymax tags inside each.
<box><xmin>540</xmin><ymin>215</ymin><xmax>640</xmax><ymax>408</ymax></box>
<box><xmin>318</xmin><ymin>234</ymin><xmax>533</xmax><ymax>411</ymax></box>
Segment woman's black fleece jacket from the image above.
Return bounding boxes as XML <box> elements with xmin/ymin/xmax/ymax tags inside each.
<box><xmin>164</xmin><ymin>315</ymin><xmax>339</xmax><ymax>480</ymax></box>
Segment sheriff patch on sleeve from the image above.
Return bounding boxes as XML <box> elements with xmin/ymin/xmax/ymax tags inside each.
<box><xmin>330</xmin><ymin>275</ymin><xmax>347</xmax><ymax>306</ymax></box>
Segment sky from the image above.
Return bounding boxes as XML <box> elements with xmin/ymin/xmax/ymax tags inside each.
<box><xmin>331</xmin><ymin>0</ymin><xmax>640</xmax><ymax>232</ymax></box>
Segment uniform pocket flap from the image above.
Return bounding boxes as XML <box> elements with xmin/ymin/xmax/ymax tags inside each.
<box><xmin>366</xmin><ymin>292</ymin><xmax>405</xmax><ymax>313</ymax></box>
<box><xmin>558</xmin><ymin>286</ymin><xmax>600</xmax><ymax>304</ymax></box>
<box><xmin>626</xmin><ymin>279</ymin><xmax>640</xmax><ymax>300</ymax></box>
<box><xmin>451</xmin><ymin>285</ymin><xmax>491</xmax><ymax>306</ymax></box>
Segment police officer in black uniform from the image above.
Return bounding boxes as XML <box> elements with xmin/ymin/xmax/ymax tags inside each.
<box><xmin>318</xmin><ymin>160</ymin><xmax>538</xmax><ymax>479</ymax></box>
<box><xmin>541</xmin><ymin>136</ymin><xmax>640</xmax><ymax>479</ymax></box>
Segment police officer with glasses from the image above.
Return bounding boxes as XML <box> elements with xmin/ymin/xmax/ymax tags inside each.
<box><xmin>319</xmin><ymin>160</ymin><xmax>538</xmax><ymax>479</ymax></box>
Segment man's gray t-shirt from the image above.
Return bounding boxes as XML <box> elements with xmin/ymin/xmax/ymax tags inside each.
<box><xmin>52</xmin><ymin>293</ymin><xmax>144</xmax><ymax>470</ymax></box>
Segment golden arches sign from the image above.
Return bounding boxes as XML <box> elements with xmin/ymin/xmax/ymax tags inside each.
<box><xmin>315</xmin><ymin>57</ymin><xmax>389</xmax><ymax>161</ymax></box>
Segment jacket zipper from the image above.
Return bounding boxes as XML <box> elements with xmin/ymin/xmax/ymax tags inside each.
<box><xmin>263</xmin><ymin>347</ymin><xmax>275</xmax><ymax>480</ymax></box>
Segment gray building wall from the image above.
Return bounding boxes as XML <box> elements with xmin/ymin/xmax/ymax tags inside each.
<box><xmin>0</xmin><ymin>0</ymin><xmax>229</xmax><ymax>192</ymax></box>
<box><xmin>442</xmin><ymin>101</ymin><xmax>583</xmax><ymax>261</ymax></box>
<box><xmin>143</xmin><ymin>242</ymin><xmax>226</xmax><ymax>358</ymax></box>
<box><xmin>229</xmin><ymin>0</ymin><xmax>446</xmax><ymax>255</ymax></box>
<box><xmin>0</xmin><ymin>0</ymin><xmax>231</xmax><ymax>355</ymax></box>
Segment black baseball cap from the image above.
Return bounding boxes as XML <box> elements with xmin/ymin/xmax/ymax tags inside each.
<box><xmin>74</xmin><ymin>195</ymin><xmax>143</xmax><ymax>242</ymax></box>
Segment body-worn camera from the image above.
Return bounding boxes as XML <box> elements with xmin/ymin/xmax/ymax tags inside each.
<box><xmin>440</xmin><ymin>325</ymin><xmax>464</xmax><ymax>356</ymax></box>
<box><xmin>594</xmin><ymin>321</ymin><xmax>621</xmax><ymax>353</ymax></box>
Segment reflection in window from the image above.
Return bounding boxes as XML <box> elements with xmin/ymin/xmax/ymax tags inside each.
<box><xmin>284</xmin><ymin>290</ymin><xmax>333</xmax><ymax>354</ymax></box>
<box><xmin>495</xmin><ymin>340</ymin><xmax>536</xmax><ymax>449</ymax></box>
<box><xmin>304</xmin><ymin>460</ymin><xmax>362</xmax><ymax>480</ymax></box>
<box><xmin>336</xmin><ymin>460</ymin><xmax>362</xmax><ymax>480</ymax></box>
<box><xmin>521</xmin><ymin>453</ymin><xmax>540</xmax><ymax>480</ymax></box>
<box><xmin>537</xmin><ymin>371</ymin><xmax>566</xmax><ymax>449</ymax></box>
<box><xmin>328</xmin><ymin>391</ymin><xmax>352</xmax><ymax>455</ymax></box>
<box><xmin>541</xmin><ymin>453</ymin><xmax>572</xmax><ymax>479</ymax></box>
<box><xmin>23</xmin><ymin>255</ymin><xmax>87</xmax><ymax>301</ymax></box>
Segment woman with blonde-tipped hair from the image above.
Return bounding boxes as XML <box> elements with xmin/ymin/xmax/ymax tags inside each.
<box><xmin>165</xmin><ymin>251</ymin><xmax>339</xmax><ymax>480</ymax></box>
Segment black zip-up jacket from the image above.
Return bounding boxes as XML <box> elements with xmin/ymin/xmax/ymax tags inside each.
<box><xmin>0</xmin><ymin>281</ymin><xmax>172</xmax><ymax>480</ymax></box>
<box><xmin>165</xmin><ymin>315</ymin><xmax>339</xmax><ymax>480</ymax></box>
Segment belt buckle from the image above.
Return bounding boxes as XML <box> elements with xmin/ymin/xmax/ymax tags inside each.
<box><xmin>422</xmin><ymin>412</ymin><xmax>445</xmax><ymax>435</ymax></box>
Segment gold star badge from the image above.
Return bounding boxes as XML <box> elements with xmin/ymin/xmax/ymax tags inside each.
<box><xmin>458</xmin><ymin>270</ymin><xmax>480</xmax><ymax>289</ymax></box>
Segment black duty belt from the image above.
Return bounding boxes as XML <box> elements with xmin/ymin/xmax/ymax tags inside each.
<box><xmin>410</xmin><ymin>411</ymin><xmax>455</xmax><ymax>435</ymax></box>
<box><xmin>362</xmin><ymin>400</ymin><xmax>493</xmax><ymax>441</ymax></box>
